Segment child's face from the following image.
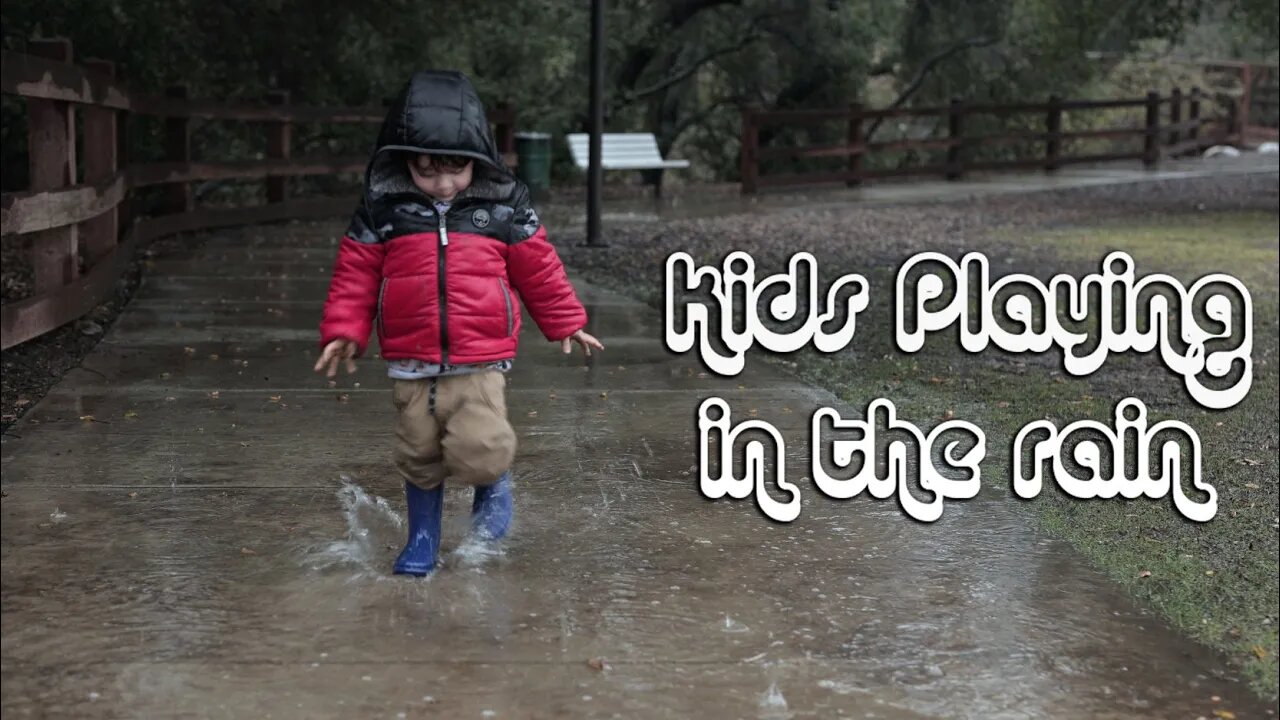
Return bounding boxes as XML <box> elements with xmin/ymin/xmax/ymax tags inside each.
<box><xmin>408</xmin><ymin>155</ymin><xmax>473</xmax><ymax>202</ymax></box>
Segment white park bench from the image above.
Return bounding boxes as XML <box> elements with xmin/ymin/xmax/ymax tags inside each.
<box><xmin>566</xmin><ymin>133</ymin><xmax>689</xmax><ymax>195</ymax></box>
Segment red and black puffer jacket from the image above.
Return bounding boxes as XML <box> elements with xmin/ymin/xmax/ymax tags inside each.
<box><xmin>319</xmin><ymin>71</ymin><xmax>586</xmax><ymax>364</ymax></box>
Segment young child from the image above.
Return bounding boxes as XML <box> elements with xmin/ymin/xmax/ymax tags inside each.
<box><xmin>315</xmin><ymin>70</ymin><xmax>603</xmax><ymax>576</ymax></box>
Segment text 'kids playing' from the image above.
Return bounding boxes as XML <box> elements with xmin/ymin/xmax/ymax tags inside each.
<box><xmin>315</xmin><ymin>70</ymin><xmax>603</xmax><ymax>576</ymax></box>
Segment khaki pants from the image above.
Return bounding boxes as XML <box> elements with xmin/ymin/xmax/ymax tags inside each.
<box><xmin>392</xmin><ymin>371</ymin><xmax>516</xmax><ymax>490</ymax></box>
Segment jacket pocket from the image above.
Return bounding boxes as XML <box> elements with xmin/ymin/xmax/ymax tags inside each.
<box><xmin>498</xmin><ymin>277</ymin><xmax>514</xmax><ymax>336</ymax></box>
<box><xmin>376</xmin><ymin>278</ymin><xmax>388</xmax><ymax>337</ymax></box>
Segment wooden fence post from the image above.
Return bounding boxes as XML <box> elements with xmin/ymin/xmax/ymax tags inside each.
<box><xmin>81</xmin><ymin>58</ymin><xmax>119</xmax><ymax>267</ymax></box>
<box><xmin>266</xmin><ymin>90</ymin><xmax>291</xmax><ymax>203</ymax></box>
<box><xmin>494</xmin><ymin>102</ymin><xmax>516</xmax><ymax>159</ymax></box>
<box><xmin>1044</xmin><ymin>94</ymin><xmax>1062</xmax><ymax>172</ymax></box>
<box><xmin>846</xmin><ymin>102</ymin><xmax>863</xmax><ymax>187</ymax></box>
<box><xmin>1238</xmin><ymin>64</ymin><xmax>1253</xmax><ymax>143</ymax></box>
<box><xmin>1143</xmin><ymin>91</ymin><xmax>1160</xmax><ymax>167</ymax></box>
<box><xmin>1187</xmin><ymin>86</ymin><xmax>1201</xmax><ymax>150</ymax></box>
<box><xmin>163</xmin><ymin>84</ymin><xmax>192</xmax><ymax>214</ymax></box>
<box><xmin>26</xmin><ymin>38</ymin><xmax>79</xmax><ymax>293</ymax></box>
<box><xmin>1168</xmin><ymin>87</ymin><xmax>1183</xmax><ymax>148</ymax></box>
<box><xmin>115</xmin><ymin>66</ymin><xmax>134</xmax><ymax>232</ymax></box>
<box><xmin>740</xmin><ymin>107</ymin><xmax>759</xmax><ymax>195</ymax></box>
<box><xmin>945</xmin><ymin>98</ymin><xmax>964</xmax><ymax>180</ymax></box>
<box><xmin>1224</xmin><ymin>93</ymin><xmax>1239</xmax><ymax>145</ymax></box>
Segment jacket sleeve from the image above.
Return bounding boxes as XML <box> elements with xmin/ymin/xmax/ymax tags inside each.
<box><xmin>505</xmin><ymin>198</ymin><xmax>587</xmax><ymax>342</ymax></box>
<box><xmin>319</xmin><ymin>205</ymin><xmax>386</xmax><ymax>357</ymax></box>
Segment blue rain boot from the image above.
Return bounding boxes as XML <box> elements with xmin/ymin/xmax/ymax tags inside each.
<box><xmin>394</xmin><ymin>481</ymin><xmax>444</xmax><ymax>576</ymax></box>
<box><xmin>471</xmin><ymin>471</ymin><xmax>514</xmax><ymax>540</ymax></box>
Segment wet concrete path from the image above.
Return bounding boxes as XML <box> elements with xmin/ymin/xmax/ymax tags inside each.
<box><xmin>1</xmin><ymin>216</ymin><xmax>1272</xmax><ymax>719</ymax></box>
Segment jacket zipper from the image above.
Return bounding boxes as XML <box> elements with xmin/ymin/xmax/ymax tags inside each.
<box><xmin>437</xmin><ymin>213</ymin><xmax>450</xmax><ymax>363</ymax></box>
<box><xmin>498</xmin><ymin>277</ymin><xmax>514</xmax><ymax>336</ymax></box>
<box><xmin>376</xmin><ymin>279</ymin><xmax>388</xmax><ymax>338</ymax></box>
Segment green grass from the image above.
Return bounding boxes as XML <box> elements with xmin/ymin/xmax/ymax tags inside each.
<box><xmin>567</xmin><ymin>206</ymin><xmax>1280</xmax><ymax>700</ymax></box>
<box><xmin>1004</xmin><ymin>212</ymin><xmax>1280</xmax><ymax>697</ymax></box>
<box><xmin>785</xmin><ymin>211</ymin><xmax>1280</xmax><ymax>699</ymax></box>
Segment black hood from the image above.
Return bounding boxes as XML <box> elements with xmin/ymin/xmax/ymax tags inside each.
<box><xmin>365</xmin><ymin>70</ymin><xmax>517</xmax><ymax>203</ymax></box>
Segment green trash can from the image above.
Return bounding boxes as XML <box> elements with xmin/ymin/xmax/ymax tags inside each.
<box><xmin>514</xmin><ymin>132</ymin><xmax>552</xmax><ymax>200</ymax></box>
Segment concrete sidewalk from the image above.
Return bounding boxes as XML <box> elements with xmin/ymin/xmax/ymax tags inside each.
<box><xmin>1</xmin><ymin>217</ymin><xmax>1270</xmax><ymax>719</ymax></box>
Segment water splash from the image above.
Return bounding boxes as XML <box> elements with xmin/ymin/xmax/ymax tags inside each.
<box><xmin>723</xmin><ymin>615</ymin><xmax>750</xmax><ymax>633</ymax></box>
<box><xmin>304</xmin><ymin>476</ymin><xmax>404</xmax><ymax>575</ymax></box>
<box><xmin>49</xmin><ymin>508</ymin><xmax>68</xmax><ymax>523</ymax></box>
<box><xmin>450</xmin><ymin>533</ymin><xmax>505</xmax><ymax>570</ymax></box>
<box><xmin>759</xmin><ymin>682</ymin><xmax>791</xmax><ymax>719</ymax></box>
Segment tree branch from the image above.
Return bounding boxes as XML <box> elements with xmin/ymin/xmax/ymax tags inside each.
<box><xmin>671</xmin><ymin>94</ymin><xmax>742</xmax><ymax>140</ymax></box>
<box><xmin>619</xmin><ymin>33</ymin><xmax>764</xmax><ymax>105</ymax></box>
<box><xmin>614</xmin><ymin>0</ymin><xmax>744</xmax><ymax>92</ymax></box>
<box><xmin>865</xmin><ymin>35</ymin><xmax>997</xmax><ymax>141</ymax></box>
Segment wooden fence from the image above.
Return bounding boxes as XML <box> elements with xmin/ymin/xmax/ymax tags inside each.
<box><xmin>740</xmin><ymin>88</ymin><xmax>1231</xmax><ymax>194</ymax></box>
<box><xmin>1202</xmin><ymin>61</ymin><xmax>1280</xmax><ymax>146</ymax></box>
<box><xmin>0</xmin><ymin>39</ymin><xmax>516</xmax><ymax>349</ymax></box>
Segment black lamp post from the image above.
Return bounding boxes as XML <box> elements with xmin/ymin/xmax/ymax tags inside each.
<box><xmin>586</xmin><ymin>0</ymin><xmax>606</xmax><ymax>247</ymax></box>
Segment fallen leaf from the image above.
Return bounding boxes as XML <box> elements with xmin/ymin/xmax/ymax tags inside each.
<box><xmin>996</xmin><ymin>401</ymin><xmax>1010</xmax><ymax>408</ymax></box>
<box><xmin>586</xmin><ymin>657</ymin><xmax>610</xmax><ymax>672</ymax></box>
<box><xmin>1244</xmin><ymin>482</ymin><xmax>1260</xmax><ymax>489</ymax></box>
<box><xmin>548</xmin><ymin>392</ymin><xmax>557</xmax><ymax>399</ymax></box>
<box><xmin>208</xmin><ymin>391</ymin><xmax>220</xmax><ymax>399</ymax></box>
<box><xmin>599</xmin><ymin>392</ymin><xmax>608</xmax><ymax>399</ymax></box>
<box><xmin>79</xmin><ymin>415</ymin><xmax>95</xmax><ymax>422</ymax></box>
<box><xmin>336</xmin><ymin>394</ymin><xmax>349</xmax><ymax>403</ymax></box>
<box><xmin>527</xmin><ymin>410</ymin><xmax>538</xmax><ymax>417</ymax></box>
<box><xmin>124</xmin><ymin>411</ymin><xmax>139</xmax><ymax>419</ymax></box>
<box><xmin>240</xmin><ymin>547</ymin><xmax>257</xmax><ymax>556</ymax></box>
<box><xmin>941</xmin><ymin>409</ymin><xmax>955</xmax><ymax>420</ymax></box>
<box><xmin>15</xmin><ymin>398</ymin><xmax>30</xmax><ymax>407</ymax></box>
<box><xmin>1252</xmin><ymin>645</ymin><xmax>1267</xmax><ymax>660</ymax></box>
<box><xmin>269</xmin><ymin>395</ymin><xmax>282</xmax><ymax>403</ymax></box>
<box><xmin>183</xmin><ymin>347</ymin><xmax>196</xmax><ymax>356</ymax></box>
<box><xmin>928</xmin><ymin>376</ymin><xmax>943</xmax><ymax>384</ymax></box>
<box><xmin>1138</xmin><ymin>570</ymin><xmax>1152</xmax><ymax>578</ymax></box>
<box><xmin>1213</xmin><ymin>710</ymin><xmax>1237</xmax><ymax>719</ymax></box>
<box><xmin>1205</xmin><ymin>570</ymin><xmax>1215</xmax><ymax>576</ymax></box>
<box><xmin>127</xmin><ymin>492</ymin><xmax>138</xmax><ymax>498</ymax></box>
<box><xmin>1241</xmin><ymin>458</ymin><xmax>1260</xmax><ymax>466</ymax></box>
<box><xmin>209</xmin><ymin>354</ymin><xmax>220</xmax><ymax>361</ymax></box>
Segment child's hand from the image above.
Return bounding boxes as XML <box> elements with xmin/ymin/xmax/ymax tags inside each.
<box><xmin>314</xmin><ymin>339</ymin><xmax>359</xmax><ymax>378</ymax></box>
<box><xmin>561</xmin><ymin>329</ymin><xmax>604</xmax><ymax>357</ymax></box>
